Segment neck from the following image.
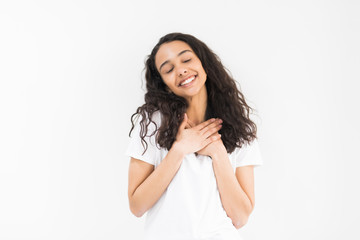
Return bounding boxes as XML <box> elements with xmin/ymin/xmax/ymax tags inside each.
<box><xmin>185</xmin><ymin>86</ymin><xmax>208</xmax><ymax>125</ymax></box>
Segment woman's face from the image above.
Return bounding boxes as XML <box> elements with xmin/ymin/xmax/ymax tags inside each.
<box><xmin>155</xmin><ymin>40</ymin><xmax>207</xmax><ymax>100</ymax></box>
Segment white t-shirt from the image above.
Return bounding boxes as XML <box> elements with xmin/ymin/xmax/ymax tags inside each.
<box><xmin>125</xmin><ymin>111</ymin><xmax>263</xmax><ymax>240</ymax></box>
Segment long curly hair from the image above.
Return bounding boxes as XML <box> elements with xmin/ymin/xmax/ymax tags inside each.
<box><xmin>129</xmin><ymin>32</ymin><xmax>257</xmax><ymax>154</ymax></box>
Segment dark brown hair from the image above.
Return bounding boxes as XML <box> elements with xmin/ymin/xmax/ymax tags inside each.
<box><xmin>129</xmin><ymin>32</ymin><xmax>257</xmax><ymax>154</ymax></box>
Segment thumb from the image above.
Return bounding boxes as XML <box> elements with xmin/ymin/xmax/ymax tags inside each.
<box><xmin>179</xmin><ymin>113</ymin><xmax>188</xmax><ymax>131</ymax></box>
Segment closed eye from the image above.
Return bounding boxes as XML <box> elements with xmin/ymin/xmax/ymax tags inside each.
<box><xmin>165</xmin><ymin>59</ymin><xmax>191</xmax><ymax>74</ymax></box>
<box><xmin>166</xmin><ymin>67</ymin><xmax>174</xmax><ymax>73</ymax></box>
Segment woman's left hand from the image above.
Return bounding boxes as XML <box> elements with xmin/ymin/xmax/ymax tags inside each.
<box><xmin>186</xmin><ymin>118</ymin><xmax>227</xmax><ymax>158</ymax></box>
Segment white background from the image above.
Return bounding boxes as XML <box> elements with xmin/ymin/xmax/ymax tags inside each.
<box><xmin>1</xmin><ymin>0</ymin><xmax>359</xmax><ymax>239</ymax></box>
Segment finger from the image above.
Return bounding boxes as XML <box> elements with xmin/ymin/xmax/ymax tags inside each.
<box><xmin>198</xmin><ymin>118</ymin><xmax>223</xmax><ymax>132</ymax></box>
<box><xmin>205</xmin><ymin>131</ymin><xmax>221</xmax><ymax>140</ymax></box>
<box><xmin>178</xmin><ymin>113</ymin><xmax>188</xmax><ymax>131</ymax></box>
<box><xmin>202</xmin><ymin>133</ymin><xmax>221</xmax><ymax>147</ymax></box>
<box><xmin>202</xmin><ymin>124</ymin><xmax>222</xmax><ymax>138</ymax></box>
<box><xmin>199</xmin><ymin>119</ymin><xmax>222</xmax><ymax>136</ymax></box>
<box><xmin>194</xmin><ymin>118</ymin><xmax>217</xmax><ymax>131</ymax></box>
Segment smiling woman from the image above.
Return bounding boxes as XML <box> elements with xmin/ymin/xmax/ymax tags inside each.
<box><xmin>155</xmin><ymin>41</ymin><xmax>208</xmax><ymax>104</ymax></box>
<box><xmin>126</xmin><ymin>32</ymin><xmax>263</xmax><ymax>240</ymax></box>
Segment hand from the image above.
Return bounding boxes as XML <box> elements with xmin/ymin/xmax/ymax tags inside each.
<box><xmin>186</xmin><ymin>117</ymin><xmax>226</xmax><ymax>158</ymax></box>
<box><xmin>197</xmin><ymin>136</ymin><xmax>227</xmax><ymax>159</ymax></box>
<box><xmin>173</xmin><ymin>113</ymin><xmax>222</xmax><ymax>155</ymax></box>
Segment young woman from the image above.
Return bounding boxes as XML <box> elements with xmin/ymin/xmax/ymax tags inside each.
<box><xmin>126</xmin><ymin>33</ymin><xmax>263</xmax><ymax>240</ymax></box>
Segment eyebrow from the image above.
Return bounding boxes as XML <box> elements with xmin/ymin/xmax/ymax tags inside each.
<box><xmin>158</xmin><ymin>49</ymin><xmax>192</xmax><ymax>72</ymax></box>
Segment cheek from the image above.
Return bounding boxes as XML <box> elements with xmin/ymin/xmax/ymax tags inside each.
<box><xmin>194</xmin><ymin>60</ymin><xmax>205</xmax><ymax>73</ymax></box>
<box><xmin>162</xmin><ymin>74</ymin><xmax>175</xmax><ymax>84</ymax></box>
<box><xmin>161</xmin><ymin>76</ymin><xmax>173</xmax><ymax>88</ymax></box>
<box><xmin>197</xmin><ymin>65</ymin><xmax>206</xmax><ymax>76</ymax></box>
<box><xmin>200</xmin><ymin>69</ymin><xmax>207</xmax><ymax>82</ymax></box>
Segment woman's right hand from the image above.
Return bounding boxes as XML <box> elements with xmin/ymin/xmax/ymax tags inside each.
<box><xmin>172</xmin><ymin>113</ymin><xmax>222</xmax><ymax>155</ymax></box>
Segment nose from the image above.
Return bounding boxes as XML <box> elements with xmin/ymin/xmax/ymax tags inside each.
<box><xmin>177</xmin><ymin>67</ymin><xmax>188</xmax><ymax>76</ymax></box>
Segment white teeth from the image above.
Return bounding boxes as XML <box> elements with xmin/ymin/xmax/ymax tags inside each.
<box><xmin>180</xmin><ymin>76</ymin><xmax>195</xmax><ymax>86</ymax></box>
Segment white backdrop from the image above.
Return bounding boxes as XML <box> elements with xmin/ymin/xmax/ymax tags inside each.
<box><xmin>1</xmin><ymin>0</ymin><xmax>359</xmax><ymax>239</ymax></box>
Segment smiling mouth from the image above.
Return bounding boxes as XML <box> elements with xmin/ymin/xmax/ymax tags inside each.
<box><xmin>178</xmin><ymin>75</ymin><xmax>197</xmax><ymax>87</ymax></box>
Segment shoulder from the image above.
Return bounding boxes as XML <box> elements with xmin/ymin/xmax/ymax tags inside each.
<box><xmin>146</xmin><ymin>110</ymin><xmax>163</xmax><ymax>134</ymax></box>
<box><xmin>234</xmin><ymin>139</ymin><xmax>260</xmax><ymax>156</ymax></box>
<box><xmin>132</xmin><ymin>110</ymin><xmax>163</xmax><ymax>137</ymax></box>
<box><xmin>231</xmin><ymin>138</ymin><xmax>263</xmax><ymax>168</ymax></box>
<box><xmin>133</xmin><ymin>110</ymin><xmax>162</xmax><ymax>127</ymax></box>
<box><xmin>150</xmin><ymin>110</ymin><xmax>162</xmax><ymax>126</ymax></box>
<box><xmin>126</xmin><ymin>110</ymin><xmax>164</xmax><ymax>166</ymax></box>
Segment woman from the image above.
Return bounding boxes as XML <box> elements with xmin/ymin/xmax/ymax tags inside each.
<box><xmin>126</xmin><ymin>32</ymin><xmax>263</xmax><ymax>240</ymax></box>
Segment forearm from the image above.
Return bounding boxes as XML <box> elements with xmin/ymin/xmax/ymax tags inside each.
<box><xmin>130</xmin><ymin>143</ymin><xmax>185</xmax><ymax>217</ymax></box>
<box><xmin>212</xmin><ymin>151</ymin><xmax>253</xmax><ymax>228</ymax></box>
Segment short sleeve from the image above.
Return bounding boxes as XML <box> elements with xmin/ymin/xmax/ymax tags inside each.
<box><xmin>235</xmin><ymin>138</ymin><xmax>263</xmax><ymax>168</ymax></box>
<box><xmin>125</xmin><ymin>115</ymin><xmax>160</xmax><ymax>166</ymax></box>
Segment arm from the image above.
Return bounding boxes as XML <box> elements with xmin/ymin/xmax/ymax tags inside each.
<box><xmin>128</xmin><ymin>143</ymin><xmax>185</xmax><ymax>217</ymax></box>
<box><xmin>128</xmin><ymin>115</ymin><xmax>221</xmax><ymax>217</ymax></box>
<box><xmin>211</xmin><ymin>149</ymin><xmax>255</xmax><ymax>229</ymax></box>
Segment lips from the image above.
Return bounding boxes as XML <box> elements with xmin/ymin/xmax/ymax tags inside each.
<box><xmin>178</xmin><ymin>75</ymin><xmax>197</xmax><ymax>87</ymax></box>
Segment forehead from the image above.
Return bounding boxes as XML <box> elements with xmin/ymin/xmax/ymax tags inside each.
<box><xmin>155</xmin><ymin>40</ymin><xmax>193</xmax><ymax>67</ymax></box>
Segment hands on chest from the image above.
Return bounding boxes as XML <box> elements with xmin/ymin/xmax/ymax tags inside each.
<box><xmin>173</xmin><ymin>113</ymin><xmax>227</xmax><ymax>159</ymax></box>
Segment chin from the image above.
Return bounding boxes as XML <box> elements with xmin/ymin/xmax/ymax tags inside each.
<box><xmin>181</xmin><ymin>89</ymin><xmax>204</xmax><ymax>99</ymax></box>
